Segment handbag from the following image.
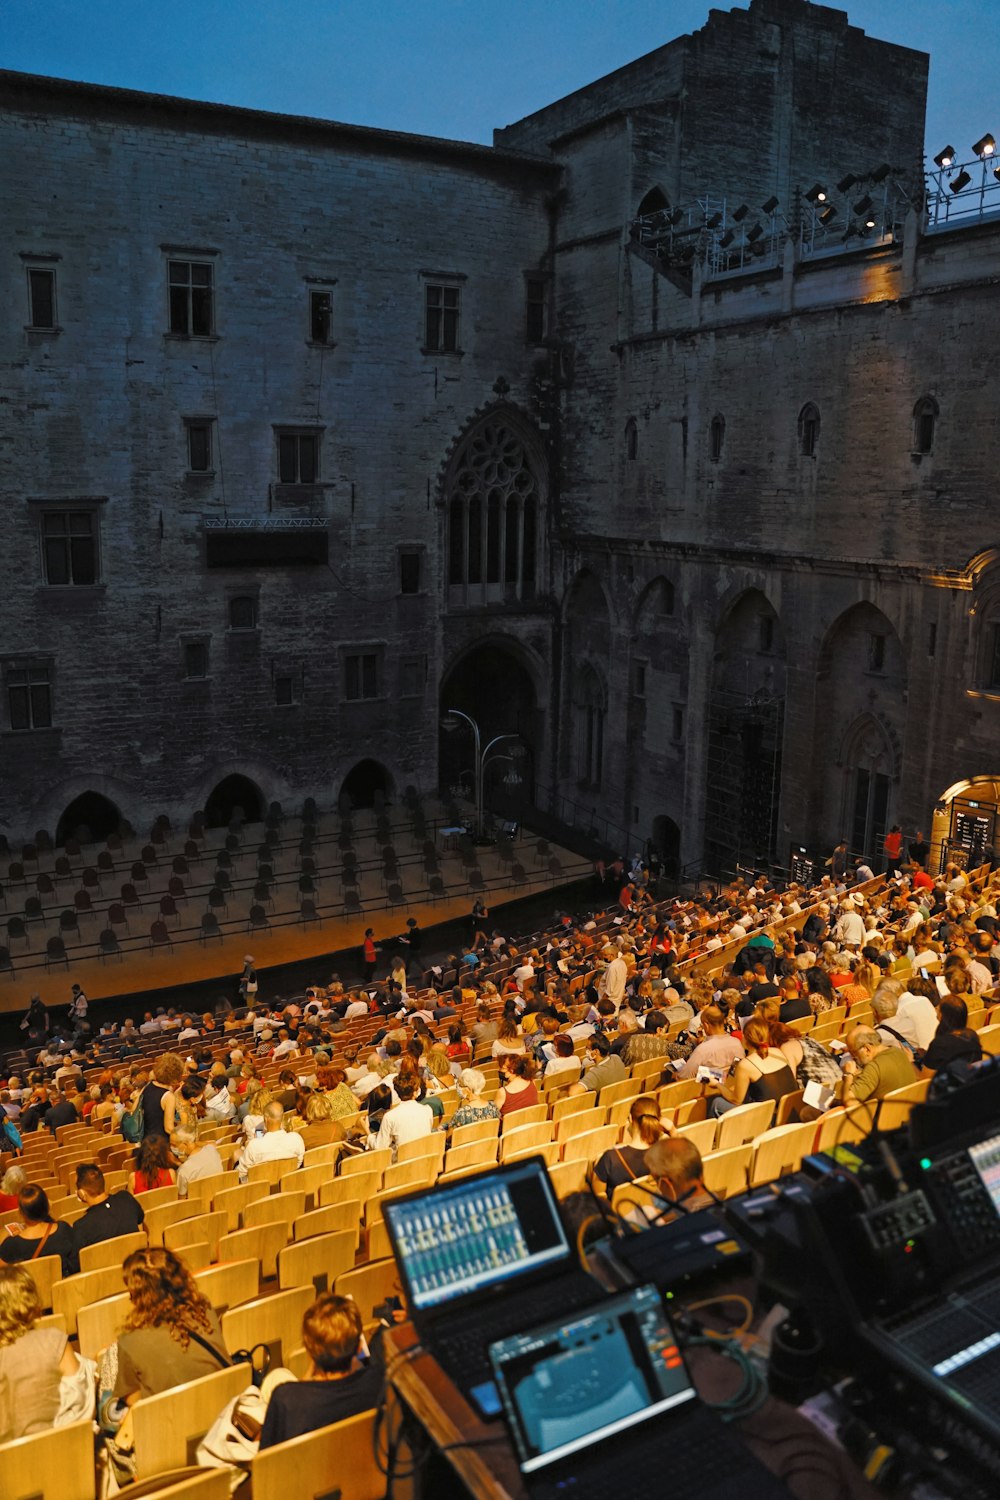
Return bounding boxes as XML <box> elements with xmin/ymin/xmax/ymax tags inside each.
<box><xmin>185</xmin><ymin>1324</ymin><xmax>272</xmax><ymax>1389</ymax></box>
<box><xmin>196</xmin><ymin>1369</ymin><xmax>298</xmax><ymax>1491</ymax></box>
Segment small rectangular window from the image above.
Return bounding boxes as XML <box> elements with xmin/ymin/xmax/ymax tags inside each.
<box><xmin>345</xmin><ymin>652</ymin><xmax>378</xmax><ymax>701</ymax></box>
<box><xmin>27</xmin><ymin>268</ymin><xmax>56</xmax><ymax>329</ymax></box>
<box><xmin>7</xmin><ymin>665</ymin><xmax>52</xmax><ymax>730</ymax></box>
<box><xmin>42</xmin><ymin>511</ymin><xmax>97</xmax><ymax>586</ymax></box>
<box><xmin>425</xmin><ymin>283</ymin><xmax>460</xmax><ymax>352</ymax></box>
<box><xmin>169</xmin><ymin>260</ymin><xmax>214</xmax><ymax>336</ymax></box>
<box><xmin>310</xmin><ymin>291</ymin><xmax>332</xmax><ymax>344</ymax></box>
<box><xmin>400</xmin><ymin>553</ymin><xmax>421</xmax><ymax>594</ymax></box>
<box><xmin>631</xmin><ymin>662</ymin><xmax>647</xmax><ymax>698</ymax></box>
<box><xmin>759</xmin><ymin>615</ymin><xmax>775</xmax><ymax>653</ymax></box>
<box><xmin>277</xmin><ymin>431</ymin><xmax>319</xmax><ymax>484</ymax></box>
<box><xmin>525</xmin><ymin>277</ymin><xmax>546</xmax><ymax>343</ymax></box>
<box><xmin>868</xmin><ymin>633</ymin><xmax>886</xmax><ymax>672</ymax></box>
<box><xmin>186</xmin><ymin>421</ymin><xmax>213</xmax><ymax>474</ymax></box>
<box><xmin>672</xmin><ymin>705</ymin><xmax>685</xmax><ymax>741</ymax></box>
<box><xmin>275</xmin><ymin>675</ymin><xmax>295</xmax><ymax>706</ymax></box>
<box><xmin>928</xmin><ymin>622</ymin><xmax>937</xmax><ymax>659</ymax></box>
<box><xmin>229</xmin><ymin>596</ymin><xmax>258</xmax><ymax>631</ymax></box>
<box><xmin>184</xmin><ymin>642</ymin><xmax>208</xmax><ymax>679</ymax></box>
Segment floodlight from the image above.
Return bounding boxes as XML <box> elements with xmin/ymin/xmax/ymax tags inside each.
<box><xmin>836</xmin><ymin>173</ymin><xmax>857</xmax><ymax>193</ymax></box>
<box><xmin>949</xmin><ymin>169</ymin><xmax>972</xmax><ymax>193</ymax></box>
<box><xmin>760</xmin><ymin>195</ymin><xmax>779</xmax><ymax>214</ymax></box>
<box><xmin>804</xmin><ymin>184</ymin><xmax>826</xmax><ymax>203</ymax></box>
<box><xmin>870</xmin><ymin>163</ymin><xmax>892</xmax><ymax>183</ymax></box>
<box><xmin>972</xmin><ymin>134</ymin><xmax>996</xmax><ymax>158</ymax></box>
<box><xmin>933</xmin><ymin>146</ymin><xmax>955</xmax><ymax>169</ymax></box>
<box><xmin>705</xmin><ymin>211</ymin><xmax>723</xmax><ymax>228</ymax></box>
<box><xmin>819</xmin><ymin>205</ymin><xmax>837</xmax><ymax>225</ymax></box>
<box><xmin>731</xmin><ymin>203</ymin><xmax>749</xmax><ymax>221</ymax></box>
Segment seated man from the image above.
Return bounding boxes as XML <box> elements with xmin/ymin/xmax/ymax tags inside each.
<box><xmin>840</xmin><ymin>1025</ymin><xmax>918</xmax><ymax>1103</ymax></box>
<box><xmin>171</xmin><ymin>1126</ymin><xmax>225</xmax><ymax>1198</ymax></box>
<box><xmin>676</xmin><ymin>1006</ymin><xmax>744</xmax><ymax>1080</ymax></box>
<box><xmin>570</xmin><ymin>1032</ymin><xmax>627</xmax><ymax>1097</ymax></box>
<box><xmin>259</xmin><ymin>1293</ymin><xmax>384</xmax><ymax>1449</ymax></box>
<box><xmin>237</xmin><ymin>1101</ymin><xmax>305</xmax><ymax>1182</ymax></box>
<box><xmin>72</xmin><ymin>1163</ymin><xmax>145</xmax><ymax>1253</ymax></box>
<box><xmin>374</xmin><ymin>1074</ymin><xmax>433</xmax><ymax>1159</ymax></box>
<box><xmin>643</xmin><ymin>1137</ymin><xmax>716</xmax><ymax>1219</ymax></box>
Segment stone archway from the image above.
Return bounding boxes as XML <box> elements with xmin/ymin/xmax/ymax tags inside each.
<box><xmin>204</xmin><ymin>774</ymin><xmax>264</xmax><ymax>829</ymax></box>
<box><xmin>931</xmin><ymin>775</ymin><xmax>1000</xmax><ymax>873</ymax></box>
<box><xmin>439</xmin><ymin>643</ymin><xmax>538</xmax><ymax>814</ymax></box>
<box><xmin>55</xmin><ymin>791</ymin><xmax>121</xmax><ymax>846</ymax></box>
<box><xmin>340</xmin><ymin>760</ymin><xmax>395</xmax><ymax>811</ymax></box>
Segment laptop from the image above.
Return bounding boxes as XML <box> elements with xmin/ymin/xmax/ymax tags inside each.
<box><xmin>489</xmin><ymin>1282</ymin><xmax>790</xmax><ymax>1499</ymax></box>
<box><xmin>382</xmin><ymin>1156</ymin><xmax>603</xmax><ymax>1417</ymax></box>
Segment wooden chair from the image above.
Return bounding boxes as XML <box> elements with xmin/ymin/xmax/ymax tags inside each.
<box><xmin>334</xmin><ymin>1260</ymin><xmax>402</xmax><ymax>1322</ymax></box>
<box><xmin>504</xmin><ymin>1139</ymin><xmax>559</xmax><ymax>1167</ymax></box>
<box><xmin>597</xmin><ymin>1077</ymin><xmax>643</xmax><ymax>1109</ymax></box>
<box><xmin>213</xmin><ymin>1181</ymin><xmax>269</xmax><ymax>1232</ymax></box>
<box><xmin>749</xmin><ymin>1122</ymin><xmax>817</xmax><ymax>1187</ymax></box>
<box><xmin>294</xmin><ymin>1200</ymin><xmax>363</xmax><ymax>1248</ymax></box>
<box><xmin>250</xmin><ymin>1410</ymin><xmax>383</xmax><ymax>1500</ymax></box>
<box><xmin>559</xmin><ymin>1123</ymin><xmax>619</xmax><ymax>1163</ymax></box>
<box><xmin>221</xmin><ymin>1286</ymin><xmax>312</xmax><ymax>1369</ymax></box>
<box><xmin>700</xmin><ymin>1144</ymin><xmax>753</xmax><ymax>1200</ymax></box>
<box><xmin>302</xmin><ymin>1142</ymin><xmax>343</xmax><ymax>1171</ymax></box>
<box><xmin>714</xmin><ymin>1099</ymin><xmax>776</xmax><ymax>1153</ymax></box>
<box><xmin>546</xmin><ymin>1158</ymin><xmax>590</xmax><ymax>1198</ymax></box>
<box><xmin>138</xmin><ymin>1184</ymin><xmax>183</xmax><ymax>1212</ymax></box>
<box><xmin>656</xmin><ymin>1079</ymin><xmax>705</xmax><ymax>1111</ymax></box>
<box><xmin>554</xmin><ymin>1107</ymin><xmax>606</xmax><ymax>1144</ymax></box>
<box><xmin>132</xmin><ymin>1364</ymin><xmax>249</xmax><ymax>1477</ymax></box>
<box><xmin>125</xmin><ymin>1471</ymin><xmax>233</xmax><ymax>1500</ymax></box>
<box><xmin>144</xmin><ymin>1199</ymin><xmax>200</xmax><ymax>1247</ymax></box>
<box><xmin>185</xmin><ymin>1171</ymin><xmax>235</xmax><ymax>1213</ymax></box>
<box><xmin>279</xmin><ymin>1162</ymin><xmax>333</xmax><ymax>1208</ymax></box>
<box><xmin>243</xmin><ymin>1189</ymin><xmax>306</xmax><ymax>1234</ymax></box>
<box><xmin>52</xmin><ymin>1263</ymin><xmax>124</xmax><ymax>1336</ymax></box>
<box><xmin>498</xmin><ymin>1121</ymin><xmax>554</xmax><ymax>1162</ymax></box>
<box><xmin>0</xmin><ymin>1418</ymin><xmax>95</xmax><ymax>1500</ymax></box>
<box><xmin>246</xmin><ymin>1159</ymin><xmax>290</xmax><ymax>1191</ymax></box>
<box><xmin>675</xmin><ymin>1118</ymin><xmax>717</xmax><ymax>1157</ymax></box>
<box><xmin>631</xmin><ymin>1056</ymin><xmax>668</xmax><ymax>1086</ymax></box>
<box><xmin>775</xmin><ymin>1088</ymin><xmax>806</xmax><ymax>1128</ymax></box>
<box><xmin>813</xmin><ymin>1103</ymin><xmax>878</xmax><ymax>1153</ymax></box>
<box><xmin>77</xmin><ymin>1290</ymin><xmax>131</xmax><ymax>1360</ymax></box>
<box><xmin>193</xmin><ymin>1258</ymin><xmax>260</xmax><ymax>1314</ymax></box>
<box><xmin>395</xmin><ymin>1134</ymin><xmax>447</xmax><ymax>1168</ymax></box>
<box><xmin>673</xmin><ymin>1096</ymin><xmax>708</xmax><ymax>1127</ymax></box>
<box><xmin>443</xmin><ymin>1138</ymin><xmax>499</xmax><ymax>1175</ymax></box>
<box><xmin>278</xmin><ymin>1229</ymin><xmax>356</xmax><ymax>1294</ymax></box>
<box><xmin>448</xmin><ymin>1118</ymin><xmax>499</xmax><ymax>1149</ymax></box>
<box><xmin>382</xmin><ymin>1157</ymin><xmax>438</xmax><ymax>1195</ymax></box>
<box><xmin>218</xmin><ymin>1222</ymin><xmax>288</xmax><ymax>1281</ymax></box>
<box><xmin>550</xmin><ymin>1092</ymin><xmax>598</xmax><ymax>1125</ymax></box>
<box><xmin>341</xmin><ymin>1148</ymin><xmax>390</xmax><ymax>1184</ymax></box>
<box><xmin>164</xmin><ymin>1210</ymin><xmax>228</xmax><ymax>1263</ymax></box>
<box><xmin>320</xmin><ymin>1172</ymin><xmax>380</xmax><ymax>1209</ymax></box>
<box><xmin>978</xmin><ymin>1023</ymin><xmax>1000</xmax><ymax>1056</ymax></box>
<box><xmin>22</xmin><ymin>1253</ymin><xmax>62</xmax><ymax>1312</ymax></box>
<box><xmin>78</xmin><ymin>1230</ymin><xmax>146</xmax><ymax>1274</ymax></box>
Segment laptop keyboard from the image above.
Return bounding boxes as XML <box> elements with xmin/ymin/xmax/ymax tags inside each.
<box><xmin>434</xmin><ymin>1275</ymin><xmax>600</xmax><ymax>1392</ymax></box>
<box><xmin>531</xmin><ymin>1408</ymin><xmax>757</xmax><ymax>1499</ymax></box>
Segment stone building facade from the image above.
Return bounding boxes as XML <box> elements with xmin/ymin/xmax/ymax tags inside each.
<box><xmin>2</xmin><ymin>0</ymin><xmax>997</xmax><ymax>875</ymax></box>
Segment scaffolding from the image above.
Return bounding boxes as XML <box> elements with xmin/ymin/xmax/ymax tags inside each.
<box><xmin>703</xmin><ymin>688</ymin><xmax>784</xmax><ymax>878</ymax></box>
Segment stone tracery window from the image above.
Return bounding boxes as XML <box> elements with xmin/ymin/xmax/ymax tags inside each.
<box><xmin>447</xmin><ymin>419</ymin><xmax>539</xmax><ymax>602</ymax></box>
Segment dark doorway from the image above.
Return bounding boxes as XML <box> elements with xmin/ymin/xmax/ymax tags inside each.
<box><xmin>439</xmin><ymin>645</ymin><xmax>537</xmax><ymax>813</ymax></box>
<box><xmin>55</xmin><ymin>791</ymin><xmax>121</xmax><ymax>846</ymax></box>
<box><xmin>340</xmin><ymin>760</ymin><xmax>394</xmax><ymax>811</ymax></box>
<box><xmin>651</xmin><ymin>815</ymin><xmax>681</xmax><ymax>879</ymax></box>
<box><xmin>204</xmin><ymin>774</ymin><xmax>264</xmax><ymax>828</ymax></box>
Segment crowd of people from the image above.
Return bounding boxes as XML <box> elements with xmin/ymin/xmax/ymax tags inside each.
<box><xmin>0</xmin><ymin>838</ymin><xmax>997</xmax><ymax>1485</ymax></box>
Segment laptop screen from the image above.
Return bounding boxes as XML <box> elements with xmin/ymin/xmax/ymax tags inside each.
<box><xmin>383</xmin><ymin>1157</ymin><xmax>571</xmax><ymax>1312</ymax></box>
<box><xmin>490</xmin><ymin>1283</ymin><xmax>696</xmax><ymax>1474</ymax></box>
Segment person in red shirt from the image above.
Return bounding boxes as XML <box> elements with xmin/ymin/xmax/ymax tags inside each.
<box><xmin>361</xmin><ymin>929</ymin><xmax>378</xmax><ymax>984</ymax></box>
<box><xmin>883</xmin><ymin>825</ymin><xmax>903</xmax><ymax>873</ymax></box>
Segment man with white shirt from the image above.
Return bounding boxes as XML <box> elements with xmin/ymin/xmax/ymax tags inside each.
<box><xmin>601</xmin><ymin>948</ymin><xmax>628</xmax><ymax>1011</ymax></box>
<box><xmin>834</xmin><ymin>896</ymin><xmax>866</xmax><ymax>949</ymax></box>
<box><xmin>237</xmin><ymin>1101</ymin><xmax>305</xmax><ymax>1181</ymax></box>
<box><xmin>271</xmin><ymin>1028</ymin><xmax>300</xmax><ymax>1060</ymax></box>
<box><xmin>375</xmin><ymin>1074</ymin><xmax>432</xmax><ymax>1159</ymax></box>
<box><xmin>344</xmin><ymin>995</ymin><xmax>369</xmax><ymax>1020</ymax></box>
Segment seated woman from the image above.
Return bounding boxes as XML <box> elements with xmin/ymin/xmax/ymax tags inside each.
<box><xmin>0</xmin><ymin>1164</ymin><xmax>26</xmax><ymax>1215</ymax></box>
<box><xmin>447</xmin><ymin>1069</ymin><xmax>500</xmax><ymax>1133</ymax></box>
<box><xmin>0</xmin><ymin>1264</ymin><xmax>84</xmax><ymax>1442</ymax></box>
<box><xmin>490</xmin><ymin>1016</ymin><xmax>526</xmax><ymax>1060</ymax></box>
<box><xmin>128</xmin><ymin>1134</ymin><xmax>176</xmax><ymax>1195</ymax></box>
<box><xmin>593</xmin><ymin>1096</ymin><xmax>668</xmax><ymax>1195</ymax></box>
<box><xmin>921</xmin><ymin>996</ymin><xmax>983</xmax><ymax>1073</ymax></box>
<box><xmin>299</xmin><ymin>1092</ymin><xmax>346</xmax><ymax>1150</ymax></box>
<box><xmin>259</xmin><ymin>1293</ymin><xmax>383</xmax><ymax>1449</ymax></box>
<box><xmin>318</xmin><ymin>1066</ymin><xmax>360</xmax><ymax>1121</ymax></box>
<box><xmin>113</xmin><ymin>1247</ymin><xmax>229</xmax><ymax>1404</ymax></box>
<box><xmin>495</xmin><ymin>1054</ymin><xmax>539</xmax><ymax>1119</ymax></box>
<box><xmin>0</xmin><ymin>1184</ymin><xmax>78</xmax><ymax>1277</ymax></box>
<box><xmin>706</xmin><ymin>1018</ymin><xmax>798</xmax><ymax>1117</ymax></box>
<box><xmin>445</xmin><ymin>1023</ymin><xmax>472</xmax><ymax>1067</ymax></box>
<box><xmin>362</xmin><ymin>1084</ymin><xmax>394</xmax><ymax>1148</ymax></box>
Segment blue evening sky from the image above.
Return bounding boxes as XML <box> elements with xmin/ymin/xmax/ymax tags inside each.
<box><xmin>1</xmin><ymin>1</ymin><xmax>994</xmax><ymax>168</ymax></box>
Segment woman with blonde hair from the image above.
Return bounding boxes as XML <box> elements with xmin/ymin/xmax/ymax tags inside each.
<box><xmin>241</xmin><ymin>1083</ymin><xmax>273</xmax><ymax>1140</ymax></box>
<box><xmin>0</xmin><ymin>1264</ymin><xmax>83</xmax><ymax>1442</ymax></box>
<box><xmin>114</xmin><ymin>1247</ymin><xmax>229</xmax><ymax>1403</ymax></box>
<box><xmin>299</xmin><ymin>1092</ymin><xmax>346</xmax><ymax>1150</ymax></box>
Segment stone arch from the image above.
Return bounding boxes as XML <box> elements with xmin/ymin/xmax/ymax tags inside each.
<box><xmin>633</xmin><ymin>576</ymin><xmax>676</xmax><ymax>632</ymax></box>
<box><xmin>931</xmin><ymin>775</ymin><xmax>1000</xmax><ymax>873</ymax></box>
<box><xmin>651</xmin><ymin>814</ymin><xmax>681</xmax><ymax>878</ymax></box>
<box><xmin>203</xmin><ymin>773</ymin><xmax>265</xmax><ymax>828</ymax></box>
<box><xmin>815</xmin><ymin>602</ymin><xmax>907</xmax><ymax>857</ymax></box>
<box><xmin>339</xmin><ymin>759</ymin><xmax>395</xmax><ymax>811</ymax></box>
<box><xmin>637</xmin><ymin>186</ymin><xmax>670</xmax><ymax>218</ymax></box>
<box><xmin>55</xmin><ymin>790</ymin><xmax>121</xmax><ymax>847</ymax></box>
<box><xmin>967</xmin><ymin>552</ymin><xmax>1000</xmax><ymax>690</ymax></box>
<box><xmin>442</xmin><ymin>404</ymin><xmax>547</xmax><ymax>607</ymax></box>
<box><xmin>571</xmin><ymin>662</ymin><xmax>608</xmax><ymax>790</ymax></box>
<box><xmin>438</xmin><ymin>641</ymin><xmax>538</xmax><ymax>807</ymax></box>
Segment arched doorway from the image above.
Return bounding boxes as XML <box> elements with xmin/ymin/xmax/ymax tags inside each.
<box><xmin>204</xmin><ymin>774</ymin><xmax>264</xmax><ymax>828</ymax></box>
<box><xmin>651</xmin><ymin>815</ymin><xmax>681</xmax><ymax>879</ymax></box>
<box><xmin>55</xmin><ymin>791</ymin><xmax>121</xmax><ymax>846</ymax></box>
<box><xmin>931</xmin><ymin>776</ymin><xmax>1000</xmax><ymax>873</ymax></box>
<box><xmin>340</xmin><ymin>760</ymin><xmax>394</xmax><ymax>811</ymax></box>
<box><xmin>439</xmin><ymin>644</ymin><xmax>537</xmax><ymax>817</ymax></box>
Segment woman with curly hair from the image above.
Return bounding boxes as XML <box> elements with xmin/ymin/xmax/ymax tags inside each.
<box><xmin>128</xmin><ymin>1134</ymin><xmax>176</xmax><ymax>1195</ymax></box>
<box><xmin>0</xmin><ymin>1264</ymin><xmax>82</xmax><ymax>1442</ymax></box>
<box><xmin>114</xmin><ymin>1247</ymin><xmax>228</xmax><ymax>1403</ymax></box>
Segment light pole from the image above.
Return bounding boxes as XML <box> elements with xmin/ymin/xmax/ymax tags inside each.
<box><xmin>441</xmin><ymin>707</ymin><xmax>522</xmax><ymax>840</ymax></box>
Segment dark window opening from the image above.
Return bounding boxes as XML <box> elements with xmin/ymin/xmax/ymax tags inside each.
<box><xmin>625</xmin><ymin>418</ymin><xmax>638</xmax><ymax>461</ymax></box>
<box><xmin>275</xmin><ymin>675</ymin><xmax>294</xmax><ymax>706</ymax></box>
<box><xmin>277</xmin><ymin>432</ymin><xmax>319</xmax><ymax>484</ymax></box>
<box><xmin>205</xmin><ymin>530</ymin><xmax>329</xmax><ymax>568</ymax></box>
<box><xmin>928</xmin><ymin>622</ymin><xmax>937</xmax><ymax>658</ymax></box>
<box><xmin>28</xmin><ymin>268</ymin><xmax>56</xmax><ymax>329</ymax></box>
<box><xmin>8</xmin><ymin>665</ymin><xmax>52</xmax><ymax>730</ymax></box>
<box><xmin>710</xmin><ymin>414</ymin><xmax>725</xmax><ymax>462</ymax></box>
<box><xmin>988</xmin><ymin>625</ymin><xmax>1000</xmax><ymax>689</ymax></box>
<box><xmin>759</xmin><ymin>615</ymin><xmax>775</xmax><ymax>653</ymax></box>
<box><xmin>799</xmin><ymin>404</ymin><xmax>820</xmax><ymax>457</ymax></box>
<box><xmin>486</xmin><ymin>492</ymin><xmax>502</xmax><ymax>584</ymax></box>
<box><xmin>169</xmin><ymin>260</ymin><xmax>213</xmax><ymax>336</ymax></box>
<box><xmin>187</xmin><ymin>422</ymin><xmax>212</xmax><ymax>473</ymax></box>
<box><xmin>345</xmin><ymin>653</ymin><xmax>378</xmax><ymax>701</ymax></box>
<box><xmin>913</xmin><ymin>398</ymin><xmax>937</xmax><ymax>455</ymax></box>
<box><xmin>310</xmin><ymin>291</ymin><xmax>332</xmax><ymax>344</ymax></box>
<box><xmin>400</xmin><ymin>553</ymin><xmax>421</xmax><ymax>594</ymax></box>
<box><xmin>632</xmin><ymin>662</ymin><xmax>647</xmax><ymax>698</ymax></box>
<box><xmin>42</xmin><ymin>511</ymin><xmax>96</xmax><ymax>586</ymax></box>
<box><xmin>868</xmin><ymin>633</ymin><xmax>886</xmax><ymax>672</ymax></box>
<box><xmin>184</xmin><ymin>642</ymin><xmax>208</xmax><ymax>679</ymax></box>
<box><xmin>525</xmin><ymin>277</ymin><xmax>546</xmax><ymax>343</ymax></box>
<box><xmin>425</xmin><ymin>284</ymin><xmax>460</xmax><ymax>352</ymax></box>
<box><xmin>229</xmin><ymin>596</ymin><xmax>258</xmax><ymax>631</ymax></box>
<box><xmin>672</xmin><ymin>706</ymin><xmax>685</xmax><ymax>741</ymax></box>
<box><xmin>467</xmin><ymin>499</ymin><xmax>482</xmax><ymax>585</ymax></box>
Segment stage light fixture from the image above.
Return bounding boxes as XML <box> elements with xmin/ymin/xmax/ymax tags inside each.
<box><xmin>760</xmin><ymin>195</ymin><xmax>779</xmax><ymax>214</ymax></box>
<box><xmin>870</xmin><ymin>163</ymin><xmax>892</xmax><ymax>183</ymax></box>
<box><xmin>993</xmin><ymin>166</ymin><xmax>1000</xmax><ymax>184</ymax></box>
<box><xmin>731</xmin><ymin>203</ymin><xmax>749</xmax><ymax>221</ymax></box>
<box><xmin>949</xmin><ymin>169</ymin><xmax>972</xmax><ymax>193</ymax></box>
<box><xmin>972</xmin><ymin>134</ymin><xmax>996</xmax><ymax>158</ymax></box>
<box><xmin>718</xmin><ymin>230</ymin><xmax>736</xmax><ymax>248</ymax></box>
<box><xmin>819</xmin><ymin>205</ymin><xmax>837</xmax><ymax>226</ymax></box>
<box><xmin>852</xmin><ymin>194</ymin><xmax>873</xmax><ymax>216</ymax></box>
<box><xmin>804</xmin><ymin>183</ymin><xmax>826</xmax><ymax>203</ymax></box>
<box><xmin>705</xmin><ymin>211</ymin><xmax>723</xmax><ymax>228</ymax></box>
<box><xmin>836</xmin><ymin>173</ymin><xmax>857</xmax><ymax>193</ymax></box>
<box><xmin>668</xmin><ymin>207</ymin><xmax>685</xmax><ymax>226</ymax></box>
<box><xmin>745</xmin><ymin>223</ymin><xmax>764</xmax><ymax>243</ymax></box>
<box><xmin>933</xmin><ymin>146</ymin><xmax>955</xmax><ymax>169</ymax></box>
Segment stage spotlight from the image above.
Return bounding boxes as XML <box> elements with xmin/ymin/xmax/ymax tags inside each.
<box><xmin>852</xmin><ymin>194</ymin><xmax>873</xmax><ymax>215</ymax></box>
<box><xmin>972</xmin><ymin>134</ymin><xmax>996</xmax><ymax>158</ymax></box>
<box><xmin>804</xmin><ymin>183</ymin><xmax>826</xmax><ymax>203</ymax></box>
<box><xmin>705</xmin><ymin>211</ymin><xmax>723</xmax><ymax>228</ymax></box>
<box><xmin>819</xmin><ymin>205</ymin><xmax>837</xmax><ymax>226</ymax></box>
<box><xmin>949</xmin><ymin>169</ymin><xmax>972</xmax><ymax>193</ymax></box>
<box><xmin>870</xmin><ymin>163</ymin><xmax>892</xmax><ymax>183</ymax></box>
<box><xmin>933</xmin><ymin>145</ymin><xmax>955</xmax><ymax>169</ymax></box>
<box><xmin>993</xmin><ymin>166</ymin><xmax>1000</xmax><ymax>184</ymax></box>
<box><xmin>836</xmin><ymin>173</ymin><xmax>857</xmax><ymax>193</ymax></box>
<box><xmin>718</xmin><ymin>230</ymin><xmax>736</xmax><ymax>248</ymax></box>
<box><xmin>668</xmin><ymin>207</ymin><xmax>685</xmax><ymax>226</ymax></box>
<box><xmin>731</xmin><ymin>203</ymin><xmax>749</xmax><ymax>221</ymax></box>
<box><xmin>760</xmin><ymin>195</ymin><xmax>779</xmax><ymax>214</ymax></box>
<box><xmin>745</xmin><ymin>223</ymin><xmax>764</xmax><ymax>243</ymax></box>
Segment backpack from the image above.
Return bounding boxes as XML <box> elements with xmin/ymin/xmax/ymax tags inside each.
<box><xmin>120</xmin><ymin>1101</ymin><xmax>144</xmax><ymax>1143</ymax></box>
